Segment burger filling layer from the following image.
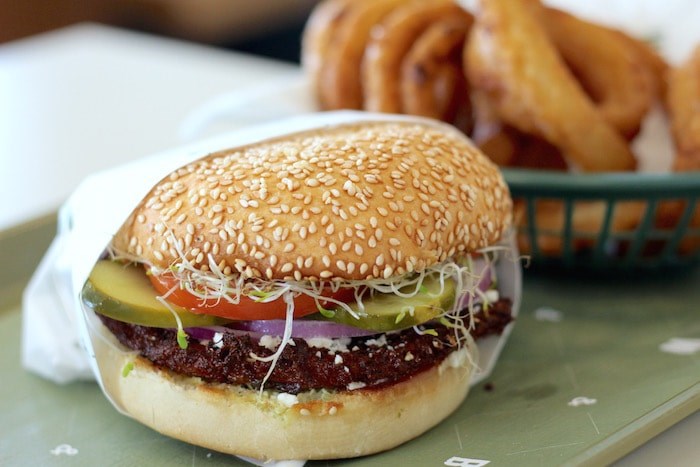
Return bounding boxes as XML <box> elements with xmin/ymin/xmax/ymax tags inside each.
<box><xmin>98</xmin><ymin>300</ymin><xmax>512</xmax><ymax>394</ymax></box>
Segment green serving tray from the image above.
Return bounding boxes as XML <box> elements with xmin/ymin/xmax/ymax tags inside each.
<box><xmin>1</xmin><ymin>218</ymin><xmax>698</xmax><ymax>466</ymax></box>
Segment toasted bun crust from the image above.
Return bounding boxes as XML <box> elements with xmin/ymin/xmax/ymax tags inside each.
<box><xmin>95</xmin><ymin>336</ymin><xmax>473</xmax><ymax>460</ymax></box>
<box><xmin>113</xmin><ymin>120</ymin><xmax>512</xmax><ymax>281</ymax></box>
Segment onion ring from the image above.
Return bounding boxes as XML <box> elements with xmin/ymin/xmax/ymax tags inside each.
<box><xmin>399</xmin><ymin>15</ymin><xmax>473</xmax><ymax>131</ymax></box>
<box><xmin>612</xmin><ymin>30</ymin><xmax>669</xmax><ymax>100</ymax></box>
<box><xmin>464</xmin><ymin>0</ymin><xmax>636</xmax><ymax>172</ymax></box>
<box><xmin>471</xmin><ymin>91</ymin><xmax>567</xmax><ymax>170</ymax></box>
<box><xmin>667</xmin><ymin>45</ymin><xmax>700</xmax><ymax>172</ymax></box>
<box><xmin>657</xmin><ymin>45</ymin><xmax>700</xmax><ymax>254</ymax></box>
<box><xmin>301</xmin><ymin>0</ymin><xmax>358</xmax><ymax>108</ymax></box>
<box><xmin>317</xmin><ymin>0</ymin><xmax>409</xmax><ymax>110</ymax></box>
<box><xmin>537</xmin><ymin>6</ymin><xmax>661</xmax><ymax>139</ymax></box>
<box><xmin>362</xmin><ymin>0</ymin><xmax>469</xmax><ymax>113</ymax></box>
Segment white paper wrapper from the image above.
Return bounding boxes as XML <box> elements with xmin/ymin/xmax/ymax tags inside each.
<box><xmin>22</xmin><ymin>110</ymin><xmax>521</xmax><ymax>464</ymax></box>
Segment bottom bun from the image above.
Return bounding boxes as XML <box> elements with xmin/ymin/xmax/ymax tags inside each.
<box><xmin>94</xmin><ymin>333</ymin><xmax>474</xmax><ymax>460</ymax></box>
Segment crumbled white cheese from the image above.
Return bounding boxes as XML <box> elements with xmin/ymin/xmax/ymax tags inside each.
<box><xmin>212</xmin><ymin>332</ymin><xmax>224</xmax><ymax>349</ymax></box>
<box><xmin>364</xmin><ymin>335</ymin><xmax>388</xmax><ymax>347</ymax></box>
<box><xmin>438</xmin><ymin>347</ymin><xmax>472</xmax><ymax>375</ymax></box>
<box><xmin>484</xmin><ymin>290</ymin><xmax>499</xmax><ymax>303</ymax></box>
<box><xmin>347</xmin><ymin>382</ymin><xmax>366</xmax><ymax>391</ymax></box>
<box><xmin>446</xmin><ymin>348</ymin><xmax>469</xmax><ymax>368</ymax></box>
<box><xmin>259</xmin><ymin>335</ymin><xmax>282</xmax><ymax>351</ymax></box>
<box><xmin>334</xmin><ymin>354</ymin><xmax>343</xmax><ymax>365</ymax></box>
<box><xmin>404</xmin><ymin>351</ymin><xmax>415</xmax><ymax>362</ymax></box>
<box><xmin>305</xmin><ymin>337</ymin><xmax>351</xmax><ymax>353</ymax></box>
<box><xmin>276</xmin><ymin>392</ymin><xmax>298</xmax><ymax>408</ymax></box>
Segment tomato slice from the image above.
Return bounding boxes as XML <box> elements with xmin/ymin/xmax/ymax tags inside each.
<box><xmin>148</xmin><ymin>270</ymin><xmax>354</xmax><ymax>320</ymax></box>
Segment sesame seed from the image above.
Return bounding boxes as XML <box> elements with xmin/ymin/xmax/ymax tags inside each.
<box><xmin>126</xmin><ymin>122</ymin><xmax>510</xmax><ymax>282</ymax></box>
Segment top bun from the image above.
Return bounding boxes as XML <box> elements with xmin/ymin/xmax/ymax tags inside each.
<box><xmin>113</xmin><ymin>120</ymin><xmax>512</xmax><ymax>281</ymax></box>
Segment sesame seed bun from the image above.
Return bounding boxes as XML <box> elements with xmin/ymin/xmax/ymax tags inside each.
<box><xmin>94</xmin><ymin>334</ymin><xmax>474</xmax><ymax>461</ymax></box>
<box><xmin>113</xmin><ymin>120</ymin><xmax>512</xmax><ymax>280</ymax></box>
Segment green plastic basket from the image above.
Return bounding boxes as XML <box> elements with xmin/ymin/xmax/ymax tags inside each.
<box><xmin>503</xmin><ymin>169</ymin><xmax>700</xmax><ymax>270</ymax></box>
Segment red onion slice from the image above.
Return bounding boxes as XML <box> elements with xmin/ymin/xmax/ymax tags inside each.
<box><xmin>185</xmin><ymin>319</ymin><xmax>378</xmax><ymax>341</ymax></box>
<box><xmin>230</xmin><ymin>319</ymin><xmax>377</xmax><ymax>338</ymax></box>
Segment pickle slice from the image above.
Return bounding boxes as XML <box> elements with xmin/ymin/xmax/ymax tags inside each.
<box><xmin>82</xmin><ymin>260</ymin><xmax>231</xmax><ymax>328</ymax></box>
<box><xmin>326</xmin><ymin>275</ymin><xmax>456</xmax><ymax>331</ymax></box>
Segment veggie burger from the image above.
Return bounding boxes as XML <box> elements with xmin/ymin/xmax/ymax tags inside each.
<box><xmin>81</xmin><ymin>120</ymin><xmax>515</xmax><ymax>460</ymax></box>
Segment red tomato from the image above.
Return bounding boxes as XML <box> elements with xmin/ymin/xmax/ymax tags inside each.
<box><xmin>148</xmin><ymin>271</ymin><xmax>354</xmax><ymax>320</ymax></box>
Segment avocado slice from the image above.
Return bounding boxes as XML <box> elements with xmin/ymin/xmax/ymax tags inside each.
<box><xmin>82</xmin><ymin>260</ymin><xmax>232</xmax><ymax>328</ymax></box>
<box><xmin>324</xmin><ymin>275</ymin><xmax>456</xmax><ymax>332</ymax></box>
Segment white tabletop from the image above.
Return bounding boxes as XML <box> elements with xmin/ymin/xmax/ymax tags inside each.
<box><xmin>0</xmin><ymin>23</ymin><xmax>300</xmax><ymax>231</ymax></box>
<box><xmin>0</xmin><ymin>23</ymin><xmax>697</xmax><ymax>465</ymax></box>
